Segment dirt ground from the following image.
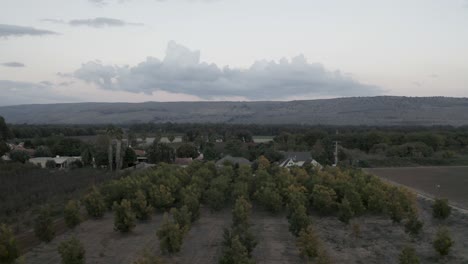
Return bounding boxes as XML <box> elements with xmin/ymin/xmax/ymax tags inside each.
<box><xmin>251</xmin><ymin>209</ymin><xmax>303</xmax><ymax>264</ymax></box>
<box><xmin>314</xmin><ymin>198</ymin><xmax>468</xmax><ymax>264</ymax></box>
<box><xmin>365</xmin><ymin>166</ymin><xmax>468</xmax><ymax>209</ymax></box>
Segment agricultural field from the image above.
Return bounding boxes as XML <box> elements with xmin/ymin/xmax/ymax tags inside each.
<box><xmin>365</xmin><ymin>166</ymin><xmax>468</xmax><ymax>210</ymax></box>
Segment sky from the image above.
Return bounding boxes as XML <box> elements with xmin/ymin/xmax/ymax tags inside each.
<box><xmin>1</xmin><ymin>0</ymin><xmax>467</xmax><ymax>106</ymax></box>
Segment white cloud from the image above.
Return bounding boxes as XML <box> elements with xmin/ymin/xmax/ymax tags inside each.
<box><xmin>42</xmin><ymin>17</ymin><xmax>143</xmax><ymax>28</ymax></box>
<box><xmin>0</xmin><ymin>80</ymin><xmax>76</xmax><ymax>106</ymax></box>
<box><xmin>0</xmin><ymin>24</ymin><xmax>58</xmax><ymax>38</ymax></box>
<box><xmin>73</xmin><ymin>41</ymin><xmax>382</xmax><ymax>100</ymax></box>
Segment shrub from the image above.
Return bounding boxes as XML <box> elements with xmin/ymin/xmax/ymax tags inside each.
<box><xmin>255</xmin><ymin>185</ymin><xmax>283</xmax><ymax>213</ymax></box>
<box><xmin>64</xmin><ymin>200</ymin><xmax>82</xmax><ymax>229</ymax></box>
<box><xmin>288</xmin><ymin>205</ymin><xmax>311</xmax><ymax>236</ymax></box>
<box><xmin>171</xmin><ymin>206</ymin><xmax>192</xmax><ymax>235</ymax></box>
<box><xmin>404</xmin><ymin>214</ymin><xmax>423</xmax><ymax>238</ymax></box>
<box><xmin>338</xmin><ymin>198</ymin><xmax>354</xmax><ymax>224</ymax></box>
<box><xmin>232</xmin><ymin>196</ymin><xmax>252</xmax><ymax>228</ymax></box>
<box><xmin>204</xmin><ymin>188</ymin><xmax>226</xmax><ymax>211</ymax></box>
<box><xmin>132</xmin><ymin>190</ymin><xmax>153</xmax><ymax>220</ymax></box>
<box><xmin>181</xmin><ymin>191</ymin><xmax>200</xmax><ymax>222</ymax></box>
<box><xmin>344</xmin><ymin>190</ymin><xmax>365</xmax><ymax>216</ymax></box>
<box><xmin>113</xmin><ymin>199</ymin><xmax>136</xmax><ymax>233</ymax></box>
<box><xmin>9</xmin><ymin>150</ymin><xmax>30</xmax><ymax>164</ymax></box>
<box><xmin>34</xmin><ymin>206</ymin><xmax>55</xmax><ymax>242</ymax></box>
<box><xmin>219</xmin><ymin>235</ymin><xmax>254</xmax><ymax>264</ymax></box>
<box><xmin>432</xmin><ymin>199</ymin><xmax>451</xmax><ymax>220</ymax></box>
<box><xmin>83</xmin><ymin>187</ymin><xmax>106</xmax><ymax>218</ymax></box>
<box><xmin>148</xmin><ymin>185</ymin><xmax>175</xmax><ymax>210</ymax></box>
<box><xmin>388</xmin><ymin>199</ymin><xmax>405</xmax><ymax>223</ymax></box>
<box><xmin>399</xmin><ymin>246</ymin><xmax>419</xmax><ymax>264</ymax></box>
<box><xmin>57</xmin><ymin>237</ymin><xmax>85</xmax><ymax>264</ymax></box>
<box><xmin>0</xmin><ymin>224</ymin><xmax>19</xmax><ymax>264</ymax></box>
<box><xmin>297</xmin><ymin>225</ymin><xmax>321</xmax><ymax>259</ymax></box>
<box><xmin>156</xmin><ymin>213</ymin><xmax>183</xmax><ymax>254</ymax></box>
<box><xmin>433</xmin><ymin>227</ymin><xmax>454</xmax><ymax>256</ymax></box>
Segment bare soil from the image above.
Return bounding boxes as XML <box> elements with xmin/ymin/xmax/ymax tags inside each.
<box><xmin>365</xmin><ymin>166</ymin><xmax>468</xmax><ymax>209</ymax></box>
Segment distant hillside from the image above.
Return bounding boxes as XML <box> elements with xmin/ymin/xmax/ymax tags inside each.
<box><xmin>1</xmin><ymin>96</ymin><xmax>468</xmax><ymax>126</ymax></box>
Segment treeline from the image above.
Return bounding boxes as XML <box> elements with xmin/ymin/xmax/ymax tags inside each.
<box><xmin>8</xmin><ymin>124</ymin><xmax>99</xmax><ymax>139</ymax></box>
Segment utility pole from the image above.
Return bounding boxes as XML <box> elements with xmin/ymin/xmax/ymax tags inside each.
<box><xmin>333</xmin><ymin>130</ymin><xmax>339</xmax><ymax>167</ymax></box>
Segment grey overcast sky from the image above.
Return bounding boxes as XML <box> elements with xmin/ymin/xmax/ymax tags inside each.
<box><xmin>1</xmin><ymin>0</ymin><xmax>467</xmax><ymax>105</ymax></box>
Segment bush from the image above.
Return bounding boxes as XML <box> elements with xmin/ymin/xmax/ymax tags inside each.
<box><xmin>288</xmin><ymin>205</ymin><xmax>311</xmax><ymax>236</ymax></box>
<box><xmin>57</xmin><ymin>236</ymin><xmax>85</xmax><ymax>264</ymax></box>
<box><xmin>9</xmin><ymin>150</ymin><xmax>30</xmax><ymax>164</ymax></box>
<box><xmin>0</xmin><ymin>224</ymin><xmax>19</xmax><ymax>264</ymax></box>
<box><xmin>344</xmin><ymin>190</ymin><xmax>365</xmax><ymax>216</ymax></box>
<box><xmin>219</xmin><ymin>235</ymin><xmax>254</xmax><ymax>264</ymax></box>
<box><xmin>157</xmin><ymin>213</ymin><xmax>183</xmax><ymax>254</ymax></box>
<box><xmin>171</xmin><ymin>206</ymin><xmax>192</xmax><ymax>235</ymax></box>
<box><xmin>338</xmin><ymin>198</ymin><xmax>354</xmax><ymax>224</ymax></box>
<box><xmin>404</xmin><ymin>214</ymin><xmax>423</xmax><ymax>238</ymax></box>
<box><xmin>433</xmin><ymin>227</ymin><xmax>454</xmax><ymax>256</ymax></box>
<box><xmin>148</xmin><ymin>185</ymin><xmax>175</xmax><ymax>210</ymax></box>
<box><xmin>83</xmin><ymin>187</ymin><xmax>106</xmax><ymax>218</ymax></box>
<box><xmin>113</xmin><ymin>199</ymin><xmax>136</xmax><ymax>233</ymax></box>
<box><xmin>432</xmin><ymin>199</ymin><xmax>451</xmax><ymax>220</ymax></box>
<box><xmin>132</xmin><ymin>190</ymin><xmax>153</xmax><ymax>220</ymax></box>
<box><xmin>204</xmin><ymin>188</ymin><xmax>226</xmax><ymax>211</ymax></box>
<box><xmin>297</xmin><ymin>225</ymin><xmax>321</xmax><ymax>259</ymax></box>
<box><xmin>34</xmin><ymin>206</ymin><xmax>55</xmax><ymax>242</ymax></box>
<box><xmin>64</xmin><ymin>200</ymin><xmax>82</xmax><ymax>229</ymax></box>
<box><xmin>45</xmin><ymin>160</ymin><xmax>57</xmax><ymax>169</ymax></box>
<box><xmin>311</xmin><ymin>185</ymin><xmax>337</xmax><ymax>214</ymax></box>
<box><xmin>255</xmin><ymin>185</ymin><xmax>283</xmax><ymax>213</ymax></box>
<box><xmin>399</xmin><ymin>246</ymin><xmax>419</xmax><ymax>264</ymax></box>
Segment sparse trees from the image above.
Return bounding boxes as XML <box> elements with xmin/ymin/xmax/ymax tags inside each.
<box><xmin>157</xmin><ymin>213</ymin><xmax>183</xmax><ymax>254</ymax></box>
<box><xmin>64</xmin><ymin>200</ymin><xmax>82</xmax><ymax>229</ymax></box>
<box><xmin>34</xmin><ymin>206</ymin><xmax>55</xmax><ymax>242</ymax></box>
<box><xmin>0</xmin><ymin>224</ymin><xmax>19</xmax><ymax>264</ymax></box>
<box><xmin>432</xmin><ymin>199</ymin><xmax>451</xmax><ymax>220</ymax></box>
<box><xmin>433</xmin><ymin>227</ymin><xmax>454</xmax><ymax>256</ymax></box>
<box><xmin>83</xmin><ymin>187</ymin><xmax>106</xmax><ymax>218</ymax></box>
<box><xmin>113</xmin><ymin>199</ymin><xmax>136</xmax><ymax>233</ymax></box>
<box><xmin>57</xmin><ymin>236</ymin><xmax>85</xmax><ymax>264</ymax></box>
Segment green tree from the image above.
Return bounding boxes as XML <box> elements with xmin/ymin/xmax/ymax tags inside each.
<box><xmin>113</xmin><ymin>199</ymin><xmax>136</xmax><ymax>233</ymax></box>
<box><xmin>433</xmin><ymin>227</ymin><xmax>454</xmax><ymax>256</ymax></box>
<box><xmin>344</xmin><ymin>190</ymin><xmax>365</xmax><ymax>216</ymax></box>
<box><xmin>0</xmin><ymin>116</ymin><xmax>10</xmax><ymax>141</ymax></box>
<box><xmin>311</xmin><ymin>184</ymin><xmax>337</xmax><ymax>214</ymax></box>
<box><xmin>296</xmin><ymin>225</ymin><xmax>321</xmax><ymax>259</ymax></box>
<box><xmin>404</xmin><ymin>214</ymin><xmax>423</xmax><ymax>238</ymax></box>
<box><xmin>432</xmin><ymin>199</ymin><xmax>451</xmax><ymax>220</ymax></box>
<box><xmin>64</xmin><ymin>200</ymin><xmax>82</xmax><ymax>229</ymax></box>
<box><xmin>176</xmin><ymin>143</ymin><xmax>198</xmax><ymax>158</ymax></box>
<box><xmin>149</xmin><ymin>185</ymin><xmax>175</xmax><ymax>209</ymax></box>
<box><xmin>123</xmin><ymin>148</ymin><xmax>137</xmax><ymax>168</ymax></box>
<box><xmin>219</xmin><ymin>235</ymin><xmax>254</xmax><ymax>264</ymax></box>
<box><xmin>148</xmin><ymin>142</ymin><xmax>175</xmax><ymax>164</ymax></box>
<box><xmin>232</xmin><ymin>196</ymin><xmax>252</xmax><ymax>227</ymax></box>
<box><xmin>0</xmin><ymin>224</ymin><xmax>19</xmax><ymax>264</ymax></box>
<box><xmin>132</xmin><ymin>190</ymin><xmax>153</xmax><ymax>220</ymax></box>
<box><xmin>170</xmin><ymin>206</ymin><xmax>192</xmax><ymax>234</ymax></box>
<box><xmin>0</xmin><ymin>141</ymin><xmax>9</xmax><ymax>157</ymax></box>
<box><xmin>399</xmin><ymin>246</ymin><xmax>420</xmax><ymax>264</ymax></box>
<box><xmin>338</xmin><ymin>198</ymin><xmax>354</xmax><ymax>224</ymax></box>
<box><xmin>156</xmin><ymin>213</ymin><xmax>183</xmax><ymax>254</ymax></box>
<box><xmin>255</xmin><ymin>185</ymin><xmax>282</xmax><ymax>213</ymax></box>
<box><xmin>83</xmin><ymin>187</ymin><xmax>106</xmax><ymax>218</ymax></box>
<box><xmin>34</xmin><ymin>206</ymin><xmax>55</xmax><ymax>242</ymax></box>
<box><xmin>35</xmin><ymin>146</ymin><xmax>53</xmax><ymax>157</ymax></box>
<box><xmin>57</xmin><ymin>236</ymin><xmax>85</xmax><ymax>264</ymax></box>
<box><xmin>9</xmin><ymin>150</ymin><xmax>30</xmax><ymax>164</ymax></box>
<box><xmin>288</xmin><ymin>205</ymin><xmax>311</xmax><ymax>236</ymax></box>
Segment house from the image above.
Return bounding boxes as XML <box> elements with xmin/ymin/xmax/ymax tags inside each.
<box><xmin>278</xmin><ymin>152</ymin><xmax>321</xmax><ymax>168</ymax></box>
<box><xmin>216</xmin><ymin>155</ymin><xmax>251</xmax><ymax>167</ymax></box>
<box><xmin>29</xmin><ymin>156</ymin><xmax>82</xmax><ymax>169</ymax></box>
<box><xmin>174</xmin><ymin>157</ymin><xmax>193</xmax><ymax>167</ymax></box>
<box><xmin>133</xmin><ymin>149</ymin><xmax>148</xmax><ymax>163</ymax></box>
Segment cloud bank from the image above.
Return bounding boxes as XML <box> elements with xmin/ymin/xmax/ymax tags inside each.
<box><xmin>0</xmin><ymin>24</ymin><xmax>58</xmax><ymax>38</ymax></box>
<box><xmin>0</xmin><ymin>80</ymin><xmax>74</xmax><ymax>106</ymax></box>
<box><xmin>1</xmin><ymin>62</ymin><xmax>25</xmax><ymax>67</ymax></box>
<box><xmin>42</xmin><ymin>17</ymin><xmax>142</xmax><ymax>28</ymax></box>
<box><xmin>73</xmin><ymin>41</ymin><xmax>382</xmax><ymax>100</ymax></box>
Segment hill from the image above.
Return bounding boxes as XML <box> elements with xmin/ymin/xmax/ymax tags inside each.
<box><xmin>1</xmin><ymin>96</ymin><xmax>468</xmax><ymax>125</ymax></box>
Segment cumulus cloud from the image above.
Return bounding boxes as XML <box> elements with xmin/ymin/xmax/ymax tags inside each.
<box><xmin>73</xmin><ymin>41</ymin><xmax>382</xmax><ymax>100</ymax></box>
<box><xmin>42</xmin><ymin>17</ymin><xmax>143</xmax><ymax>28</ymax></box>
<box><xmin>1</xmin><ymin>62</ymin><xmax>25</xmax><ymax>67</ymax></box>
<box><xmin>0</xmin><ymin>80</ymin><xmax>75</xmax><ymax>106</ymax></box>
<box><xmin>0</xmin><ymin>24</ymin><xmax>58</xmax><ymax>38</ymax></box>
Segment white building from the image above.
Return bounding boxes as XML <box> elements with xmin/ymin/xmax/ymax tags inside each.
<box><xmin>29</xmin><ymin>156</ymin><xmax>82</xmax><ymax>169</ymax></box>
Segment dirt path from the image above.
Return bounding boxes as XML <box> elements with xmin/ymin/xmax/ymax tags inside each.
<box><xmin>23</xmin><ymin>213</ymin><xmax>164</xmax><ymax>264</ymax></box>
<box><xmin>164</xmin><ymin>207</ymin><xmax>231</xmax><ymax>264</ymax></box>
<box><xmin>251</xmin><ymin>209</ymin><xmax>303</xmax><ymax>264</ymax></box>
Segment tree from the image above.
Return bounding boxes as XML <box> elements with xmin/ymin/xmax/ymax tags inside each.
<box><xmin>34</xmin><ymin>206</ymin><xmax>55</xmax><ymax>242</ymax></box>
<box><xmin>176</xmin><ymin>144</ymin><xmax>198</xmax><ymax>158</ymax></box>
<box><xmin>433</xmin><ymin>227</ymin><xmax>454</xmax><ymax>256</ymax></box>
<box><xmin>399</xmin><ymin>246</ymin><xmax>420</xmax><ymax>264</ymax></box>
<box><xmin>9</xmin><ymin>150</ymin><xmax>30</xmax><ymax>164</ymax></box>
<box><xmin>149</xmin><ymin>185</ymin><xmax>175</xmax><ymax>209</ymax></box>
<box><xmin>148</xmin><ymin>143</ymin><xmax>175</xmax><ymax>164</ymax></box>
<box><xmin>64</xmin><ymin>200</ymin><xmax>82</xmax><ymax>229</ymax></box>
<box><xmin>168</xmin><ymin>134</ymin><xmax>176</xmax><ymax>143</ymax></box>
<box><xmin>255</xmin><ymin>185</ymin><xmax>282</xmax><ymax>213</ymax></box>
<box><xmin>156</xmin><ymin>213</ymin><xmax>183</xmax><ymax>254</ymax></box>
<box><xmin>113</xmin><ymin>199</ymin><xmax>136</xmax><ymax>232</ymax></box>
<box><xmin>296</xmin><ymin>225</ymin><xmax>321</xmax><ymax>259</ymax></box>
<box><xmin>288</xmin><ymin>205</ymin><xmax>311</xmax><ymax>236</ymax></box>
<box><xmin>232</xmin><ymin>196</ymin><xmax>252</xmax><ymax>227</ymax></box>
<box><xmin>57</xmin><ymin>236</ymin><xmax>85</xmax><ymax>264</ymax></box>
<box><xmin>0</xmin><ymin>141</ymin><xmax>9</xmax><ymax>157</ymax></box>
<box><xmin>35</xmin><ymin>146</ymin><xmax>53</xmax><ymax>157</ymax></box>
<box><xmin>219</xmin><ymin>235</ymin><xmax>254</xmax><ymax>264</ymax></box>
<box><xmin>45</xmin><ymin>160</ymin><xmax>57</xmax><ymax>169</ymax></box>
<box><xmin>432</xmin><ymin>199</ymin><xmax>451</xmax><ymax>220</ymax></box>
<box><xmin>311</xmin><ymin>184</ymin><xmax>337</xmax><ymax>214</ymax></box>
<box><xmin>171</xmin><ymin>206</ymin><xmax>192</xmax><ymax>234</ymax></box>
<box><xmin>0</xmin><ymin>224</ymin><xmax>19</xmax><ymax>264</ymax></box>
<box><xmin>0</xmin><ymin>116</ymin><xmax>10</xmax><ymax>141</ymax></box>
<box><xmin>80</xmin><ymin>145</ymin><xmax>94</xmax><ymax>167</ymax></box>
<box><xmin>132</xmin><ymin>190</ymin><xmax>153</xmax><ymax>220</ymax></box>
<box><xmin>257</xmin><ymin>155</ymin><xmax>270</xmax><ymax>170</ymax></box>
<box><xmin>83</xmin><ymin>187</ymin><xmax>106</xmax><ymax>218</ymax></box>
<box><xmin>338</xmin><ymin>198</ymin><xmax>354</xmax><ymax>224</ymax></box>
<box><xmin>123</xmin><ymin>148</ymin><xmax>137</xmax><ymax>168</ymax></box>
